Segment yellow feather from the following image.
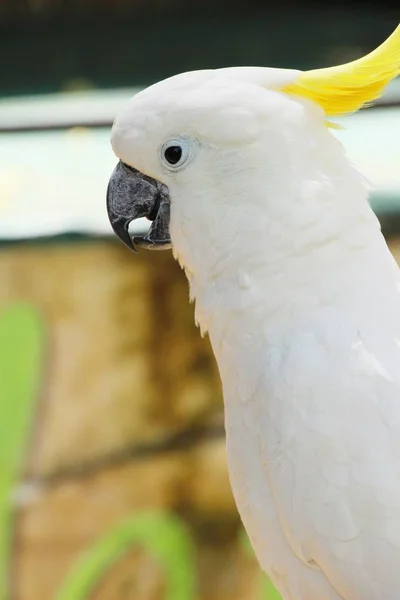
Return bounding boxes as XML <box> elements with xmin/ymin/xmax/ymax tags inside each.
<box><xmin>282</xmin><ymin>24</ymin><xmax>400</xmax><ymax>116</ymax></box>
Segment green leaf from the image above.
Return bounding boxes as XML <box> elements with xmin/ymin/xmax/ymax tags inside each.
<box><xmin>0</xmin><ymin>305</ymin><xmax>44</xmax><ymax>600</ymax></box>
<box><xmin>55</xmin><ymin>511</ymin><xmax>198</xmax><ymax>600</ymax></box>
<box><xmin>261</xmin><ymin>577</ymin><xmax>283</xmax><ymax>600</ymax></box>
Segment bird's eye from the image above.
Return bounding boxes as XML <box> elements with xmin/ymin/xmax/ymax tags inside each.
<box><xmin>160</xmin><ymin>137</ymin><xmax>195</xmax><ymax>170</ymax></box>
<box><xmin>164</xmin><ymin>145</ymin><xmax>182</xmax><ymax>165</ymax></box>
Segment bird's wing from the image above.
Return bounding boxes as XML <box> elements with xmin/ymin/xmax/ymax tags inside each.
<box><xmin>256</xmin><ymin>312</ymin><xmax>400</xmax><ymax>600</ymax></box>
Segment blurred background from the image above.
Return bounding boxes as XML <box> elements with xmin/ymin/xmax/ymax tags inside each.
<box><xmin>0</xmin><ymin>2</ymin><xmax>399</xmax><ymax>600</ymax></box>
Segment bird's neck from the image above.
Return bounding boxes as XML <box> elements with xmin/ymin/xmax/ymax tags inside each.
<box><xmin>187</xmin><ymin>192</ymin><xmax>392</xmax><ymax>372</ymax></box>
<box><xmin>190</xmin><ymin>210</ymin><xmax>399</xmax><ymax>407</ymax></box>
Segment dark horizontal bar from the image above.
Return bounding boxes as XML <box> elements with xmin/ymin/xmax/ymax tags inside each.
<box><xmin>0</xmin><ymin>119</ymin><xmax>114</xmax><ymax>134</ymax></box>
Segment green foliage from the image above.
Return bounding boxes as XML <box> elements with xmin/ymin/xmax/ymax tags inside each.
<box><xmin>261</xmin><ymin>577</ymin><xmax>283</xmax><ymax>600</ymax></box>
<box><xmin>55</xmin><ymin>511</ymin><xmax>197</xmax><ymax>600</ymax></box>
<box><xmin>0</xmin><ymin>305</ymin><xmax>44</xmax><ymax>600</ymax></box>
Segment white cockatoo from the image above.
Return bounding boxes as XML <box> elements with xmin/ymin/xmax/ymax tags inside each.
<box><xmin>106</xmin><ymin>26</ymin><xmax>400</xmax><ymax>600</ymax></box>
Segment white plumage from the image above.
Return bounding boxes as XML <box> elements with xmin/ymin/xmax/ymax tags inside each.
<box><xmin>110</xmin><ymin>26</ymin><xmax>400</xmax><ymax>599</ymax></box>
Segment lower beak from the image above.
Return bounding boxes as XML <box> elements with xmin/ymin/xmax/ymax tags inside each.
<box><xmin>106</xmin><ymin>161</ymin><xmax>172</xmax><ymax>251</ymax></box>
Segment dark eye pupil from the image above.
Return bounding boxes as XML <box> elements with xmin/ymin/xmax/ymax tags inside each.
<box><xmin>164</xmin><ymin>145</ymin><xmax>182</xmax><ymax>165</ymax></box>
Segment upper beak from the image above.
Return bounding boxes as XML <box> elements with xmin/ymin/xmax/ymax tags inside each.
<box><xmin>106</xmin><ymin>161</ymin><xmax>172</xmax><ymax>252</ymax></box>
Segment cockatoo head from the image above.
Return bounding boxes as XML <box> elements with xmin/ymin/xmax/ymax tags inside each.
<box><xmin>107</xmin><ymin>27</ymin><xmax>400</xmax><ymax>283</ymax></box>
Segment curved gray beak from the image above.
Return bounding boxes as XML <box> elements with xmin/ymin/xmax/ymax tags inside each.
<box><xmin>106</xmin><ymin>161</ymin><xmax>171</xmax><ymax>251</ymax></box>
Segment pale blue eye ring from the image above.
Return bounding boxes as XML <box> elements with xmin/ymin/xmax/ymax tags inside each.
<box><xmin>160</xmin><ymin>137</ymin><xmax>195</xmax><ymax>170</ymax></box>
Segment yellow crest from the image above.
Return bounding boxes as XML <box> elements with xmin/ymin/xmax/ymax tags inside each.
<box><xmin>282</xmin><ymin>25</ymin><xmax>400</xmax><ymax>116</ymax></box>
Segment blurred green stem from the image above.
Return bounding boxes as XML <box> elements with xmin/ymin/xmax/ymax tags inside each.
<box><xmin>55</xmin><ymin>511</ymin><xmax>198</xmax><ymax>600</ymax></box>
<box><xmin>0</xmin><ymin>305</ymin><xmax>43</xmax><ymax>600</ymax></box>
